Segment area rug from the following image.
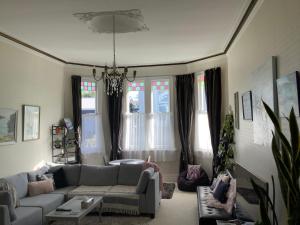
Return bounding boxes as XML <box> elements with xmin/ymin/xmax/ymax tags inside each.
<box><xmin>53</xmin><ymin>215</ymin><xmax>150</xmax><ymax>225</ymax></box>
<box><xmin>162</xmin><ymin>182</ymin><xmax>176</xmax><ymax>199</ymax></box>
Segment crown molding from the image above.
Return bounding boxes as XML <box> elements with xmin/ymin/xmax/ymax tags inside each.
<box><xmin>0</xmin><ymin>0</ymin><xmax>257</xmax><ymax>68</ymax></box>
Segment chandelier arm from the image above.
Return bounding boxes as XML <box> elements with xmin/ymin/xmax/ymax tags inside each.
<box><xmin>125</xmin><ymin>75</ymin><xmax>136</xmax><ymax>82</ymax></box>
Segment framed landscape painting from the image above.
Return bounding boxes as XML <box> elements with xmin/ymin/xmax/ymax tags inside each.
<box><xmin>0</xmin><ymin>108</ymin><xmax>17</xmax><ymax>145</ymax></box>
<box><xmin>22</xmin><ymin>105</ymin><xmax>40</xmax><ymax>141</ymax></box>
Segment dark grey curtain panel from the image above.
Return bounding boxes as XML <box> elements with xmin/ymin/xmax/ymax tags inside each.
<box><xmin>108</xmin><ymin>92</ymin><xmax>123</xmax><ymax>160</ymax></box>
<box><xmin>176</xmin><ymin>74</ymin><xmax>195</xmax><ymax>172</ymax></box>
<box><xmin>204</xmin><ymin>67</ymin><xmax>222</xmax><ymax>177</ymax></box>
<box><xmin>71</xmin><ymin>75</ymin><xmax>82</xmax><ymax>163</ymax></box>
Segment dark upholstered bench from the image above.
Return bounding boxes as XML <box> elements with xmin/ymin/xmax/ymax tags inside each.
<box><xmin>197</xmin><ymin>186</ymin><xmax>232</xmax><ymax>225</ymax></box>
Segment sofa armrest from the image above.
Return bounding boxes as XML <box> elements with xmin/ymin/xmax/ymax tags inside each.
<box><xmin>145</xmin><ymin>172</ymin><xmax>161</xmax><ymax>217</ymax></box>
<box><xmin>0</xmin><ymin>205</ymin><xmax>11</xmax><ymax>225</ymax></box>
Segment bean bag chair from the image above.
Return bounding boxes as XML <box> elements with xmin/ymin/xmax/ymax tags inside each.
<box><xmin>177</xmin><ymin>166</ymin><xmax>210</xmax><ymax>192</ymax></box>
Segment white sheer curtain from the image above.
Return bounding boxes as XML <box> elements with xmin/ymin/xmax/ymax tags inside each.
<box><xmin>122</xmin><ymin>112</ymin><xmax>176</xmax><ymax>161</ymax></box>
<box><xmin>194</xmin><ymin>72</ymin><xmax>213</xmax><ymax>177</ymax></box>
<box><xmin>148</xmin><ymin>112</ymin><xmax>175</xmax><ymax>150</ymax></box>
<box><xmin>81</xmin><ymin>114</ymin><xmax>105</xmax><ymax>165</ymax></box>
<box><xmin>123</xmin><ymin>113</ymin><xmax>146</xmax><ymax>151</ymax></box>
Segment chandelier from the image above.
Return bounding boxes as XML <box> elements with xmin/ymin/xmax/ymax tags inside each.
<box><xmin>92</xmin><ymin>15</ymin><xmax>136</xmax><ymax>96</ymax></box>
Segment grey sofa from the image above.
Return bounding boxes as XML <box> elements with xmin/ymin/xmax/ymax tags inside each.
<box><xmin>0</xmin><ymin>164</ymin><xmax>161</xmax><ymax>225</ymax></box>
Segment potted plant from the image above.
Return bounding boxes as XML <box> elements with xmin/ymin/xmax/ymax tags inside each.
<box><xmin>251</xmin><ymin>102</ymin><xmax>300</xmax><ymax>225</ymax></box>
<box><xmin>216</xmin><ymin>113</ymin><xmax>235</xmax><ymax>174</ymax></box>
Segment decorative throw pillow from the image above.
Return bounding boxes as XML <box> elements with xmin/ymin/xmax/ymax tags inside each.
<box><xmin>223</xmin><ymin>178</ymin><xmax>236</xmax><ymax>214</ymax></box>
<box><xmin>212</xmin><ymin>174</ymin><xmax>230</xmax><ymax>193</ymax></box>
<box><xmin>36</xmin><ymin>173</ymin><xmax>53</xmax><ymax>181</ymax></box>
<box><xmin>210</xmin><ymin>178</ymin><xmax>218</xmax><ymax>190</ymax></box>
<box><xmin>52</xmin><ymin>167</ymin><xmax>67</xmax><ymax>189</ymax></box>
<box><xmin>213</xmin><ymin>180</ymin><xmax>230</xmax><ymax>203</ymax></box>
<box><xmin>28</xmin><ymin>166</ymin><xmax>49</xmax><ymax>182</ymax></box>
<box><xmin>0</xmin><ymin>179</ymin><xmax>19</xmax><ymax>208</ymax></box>
<box><xmin>186</xmin><ymin>165</ymin><xmax>201</xmax><ymax>181</ymax></box>
<box><xmin>0</xmin><ymin>191</ymin><xmax>17</xmax><ymax>221</ymax></box>
<box><xmin>206</xmin><ymin>178</ymin><xmax>237</xmax><ymax>214</ymax></box>
<box><xmin>28</xmin><ymin>179</ymin><xmax>54</xmax><ymax>197</ymax></box>
<box><xmin>136</xmin><ymin>167</ymin><xmax>155</xmax><ymax>194</ymax></box>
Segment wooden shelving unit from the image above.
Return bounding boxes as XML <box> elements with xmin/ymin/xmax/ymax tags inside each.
<box><xmin>51</xmin><ymin>125</ymin><xmax>77</xmax><ymax>164</ymax></box>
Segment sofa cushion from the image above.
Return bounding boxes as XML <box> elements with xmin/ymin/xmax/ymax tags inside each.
<box><xmin>63</xmin><ymin>165</ymin><xmax>81</xmax><ymax>186</ymax></box>
<box><xmin>50</xmin><ymin>186</ymin><xmax>76</xmax><ymax>196</ymax></box>
<box><xmin>0</xmin><ymin>191</ymin><xmax>17</xmax><ymax>221</ymax></box>
<box><xmin>136</xmin><ymin>168</ymin><xmax>154</xmax><ymax>194</ymax></box>
<box><xmin>19</xmin><ymin>193</ymin><xmax>64</xmax><ymax>216</ymax></box>
<box><xmin>118</xmin><ymin>164</ymin><xmax>143</xmax><ymax>186</ymax></box>
<box><xmin>68</xmin><ymin>185</ymin><xmax>112</xmax><ymax>199</ymax></box>
<box><xmin>12</xmin><ymin>207</ymin><xmax>42</xmax><ymax>225</ymax></box>
<box><xmin>79</xmin><ymin>165</ymin><xmax>119</xmax><ymax>186</ymax></box>
<box><xmin>4</xmin><ymin>173</ymin><xmax>28</xmax><ymax>199</ymax></box>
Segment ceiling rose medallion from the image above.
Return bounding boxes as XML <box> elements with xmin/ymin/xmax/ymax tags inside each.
<box><xmin>74</xmin><ymin>9</ymin><xmax>149</xmax><ymax>96</ymax></box>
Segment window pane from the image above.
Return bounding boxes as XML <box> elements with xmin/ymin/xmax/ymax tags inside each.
<box><xmin>127</xmin><ymin>81</ymin><xmax>145</xmax><ymax>113</ymax></box>
<box><xmin>81</xmin><ymin>81</ymin><xmax>97</xmax><ymax>114</ymax></box>
<box><xmin>197</xmin><ymin>73</ymin><xmax>207</xmax><ymax>113</ymax></box>
<box><xmin>151</xmin><ymin>80</ymin><xmax>170</xmax><ymax>113</ymax></box>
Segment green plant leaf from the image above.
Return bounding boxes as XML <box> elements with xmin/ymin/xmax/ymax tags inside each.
<box><xmin>275</xmin><ymin>155</ymin><xmax>297</xmax><ymax>198</ymax></box>
<box><xmin>263</xmin><ymin>101</ymin><xmax>281</xmax><ymax>131</ymax></box>
<box><xmin>289</xmin><ymin>108</ymin><xmax>299</xmax><ymax>161</ymax></box>
<box><xmin>251</xmin><ymin>179</ymin><xmax>273</xmax><ymax>225</ymax></box>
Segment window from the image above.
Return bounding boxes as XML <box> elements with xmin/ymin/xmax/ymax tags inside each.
<box><xmin>194</xmin><ymin>72</ymin><xmax>212</xmax><ymax>152</ymax></box>
<box><xmin>80</xmin><ymin>79</ymin><xmax>105</xmax><ymax>164</ymax></box>
<box><xmin>151</xmin><ymin>80</ymin><xmax>170</xmax><ymax>113</ymax></box>
<box><xmin>122</xmin><ymin>77</ymin><xmax>175</xmax><ymax>154</ymax></box>
<box><xmin>81</xmin><ymin>81</ymin><xmax>97</xmax><ymax>114</ymax></box>
<box><xmin>127</xmin><ymin>81</ymin><xmax>145</xmax><ymax>113</ymax></box>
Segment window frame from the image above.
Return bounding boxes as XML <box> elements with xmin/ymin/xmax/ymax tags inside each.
<box><xmin>81</xmin><ymin>77</ymin><xmax>101</xmax><ymax>115</ymax></box>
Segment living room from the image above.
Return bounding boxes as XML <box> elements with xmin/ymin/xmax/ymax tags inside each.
<box><xmin>0</xmin><ymin>0</ymin><xmax>299</xmax><ymax>225</ymax></box>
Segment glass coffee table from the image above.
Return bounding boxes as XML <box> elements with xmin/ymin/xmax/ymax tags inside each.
<box><xmin>46</xmin><ymin>196</ymin><xmax>103</xmax><ymax>225</ymax></box>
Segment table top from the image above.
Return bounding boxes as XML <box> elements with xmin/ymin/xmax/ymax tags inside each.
<box><xmin>46</xmin><ymin>196</ymin><xmax>102</xmax><ymax>220</ymax></box>
<box><xmin>108</xmin><ymin>159</ymin><xmax>145</xmax><ymax>166</ymax></box>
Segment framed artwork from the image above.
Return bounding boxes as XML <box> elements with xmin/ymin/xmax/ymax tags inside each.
<box><xmin>251</xmin><ymin>57</ymin><xmax>277</xmax><ymax>146</ymax></box>
<box><xmin>277</xmin><ymin>71</ymin><xmax>300</xmax><ymax>117</ymax></box>
<box><xmin>0</xmin><ymin>108</ymin><xmax>17</xmax><ymax>145</ymax></box>
<box><xmin>22</xmin><ymin>105</ymin><xmax>40</xmax><ymax>141</ymax></box>
<box><xmin>234</xmin><ymin>92</ymin><xmax>239</xmax><ymax>129</ymax></box>
<box><xmin>242</xmin><ymin>91</ymin><xmax>253</xmax><ymax>121</ymax></box>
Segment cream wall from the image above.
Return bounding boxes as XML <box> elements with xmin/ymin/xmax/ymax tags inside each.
<box><xmin>227</xmin><ymin>0</ymin><xmax>300</xmax><ymax>223</ymax></box>
<box><xmin>0</xmin><ymin>38</ymin><xmax>65</xmax><ymax>177</ymax></box>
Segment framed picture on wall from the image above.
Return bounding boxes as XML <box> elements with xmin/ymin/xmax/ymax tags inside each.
<box><xmin>22</xmin><ymin>105</ymin><xmax>40</xmax><ymax>141</ymax></box>
<box><xmin>277</xmin><ymin>71</ymin><xmax>300</xmax><ymax>117</ymax></box>
<box><xmin>234</xmin><ymin>92</ymin><xmax>239</xmax><ymax>129</ymax></box>
<box><xmin>0</xmin><ymin>108</ymin><xmax>17</xmax><ymax>145</ymax></box>
<box><xmin>242</xmin><ymin>91</ymin><xmax>253</xmax><ymax>121</ymax></box>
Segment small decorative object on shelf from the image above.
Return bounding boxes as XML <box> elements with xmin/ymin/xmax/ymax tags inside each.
<box><xmin>51</xmin><ymin>125</ymin><xmax>77</xmax><ymax>164</ymax></box>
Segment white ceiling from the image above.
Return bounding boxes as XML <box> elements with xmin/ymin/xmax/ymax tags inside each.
<box><xmin>0</xmin><ymin>0</ymin><xmax>251</xmax><ymax>66</ymax></box>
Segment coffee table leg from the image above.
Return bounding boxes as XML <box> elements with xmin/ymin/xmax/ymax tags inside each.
<box><xmin>98</xmin><ymin>201</ymin><xmax>103</xmax><ymax>223</ymax></box>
